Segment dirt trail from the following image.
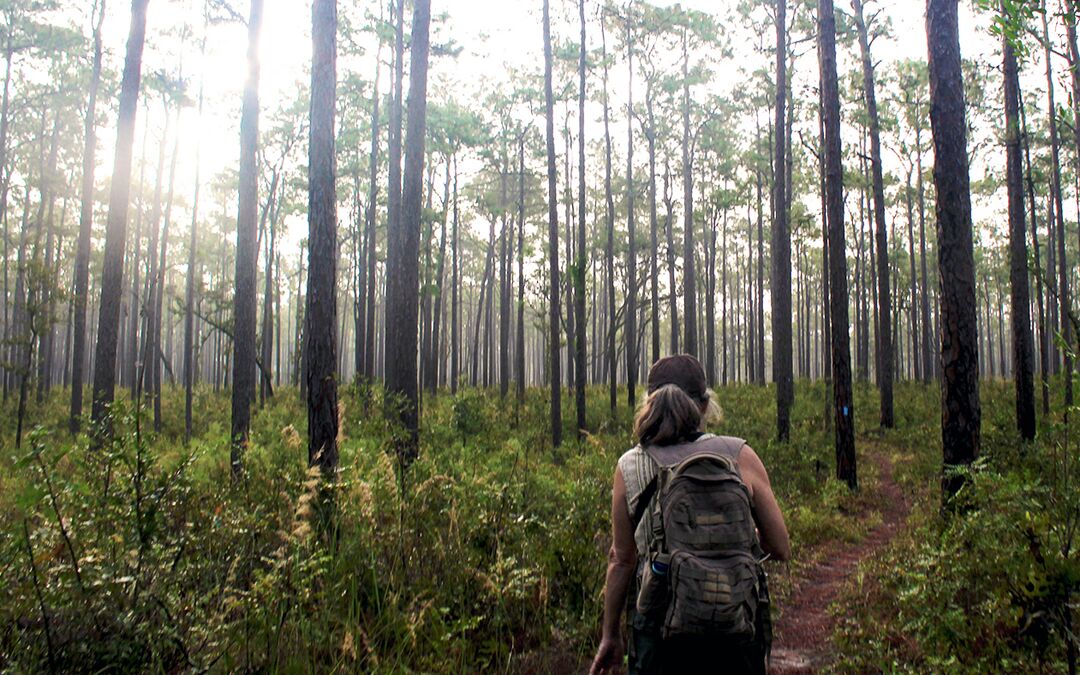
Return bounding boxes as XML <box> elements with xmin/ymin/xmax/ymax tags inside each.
<box><xmin>768</xmin><ymin>450</ymin><xmax>910</xmax><ymax>674</ymax></box>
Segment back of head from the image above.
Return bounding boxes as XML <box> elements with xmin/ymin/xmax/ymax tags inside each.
<box><xmin>634</xmin><ymin>383</ymin><xmax>704</xmax><ymax>446</ymax></box>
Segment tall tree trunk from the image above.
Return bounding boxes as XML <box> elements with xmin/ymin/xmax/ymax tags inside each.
<box><xmin>820</xmin><ymin>0</ymin><xmax>856</xmax><ymax>489</ymax></box>
<box><xmin>818</xmin><ymin>80</ymin><xmax>832</xmax><ymax>429</ymax></box>
<box><xmin>1062</xmin><ymin>0</ymin><xmax>1080</xmax><ymax>409</ymax></box>
<box><xmin>705</xmin><ymin>203</ymin><xmax>717</xmax><ymax>386</ymax></box>
<box><xmin>917</xmin><ymin>123</ymin><xmax>934</xmax><ymax>383</ymax></box>
<box><xmin>70</xmin><ymin>0</ymin><xmax>106</xmax><ymax>433</ymax></box>
<box><xmin>0</xmin><ymin>33</ymin><xmax>14</xmax><ymax>402</ymax></box>
<box><xmin>387</xmin><ymin>0</ymin><xmax>404</xmax><ymax>304</ymax></box>
<box><xmin>471</xmin><ymin>221</ymin><xmax>495</xmax><ymax>386</ymax></box>
<box><xmin>757</xmin><ymin>146</ymin><xmax>766</xmax><ymax>384</ymax></box>
<box><xmin>681</xmin><ymin>26</ymin><xmax>696</xmax><ymax>358</ymax></box>
<box><xmin>1003</xmin><ymin>19</ymin><xmax>1035</xmax><ymax>440</ymax></box>
<box><xmin>90</xmin><ymin>0</ymin><xmax>149</xmax><ymax>437</ymax></box>
<box><xmin>602</xmin><ymin>17</ymin><xmax>616</xmax><ymax>415</ymax></box>
<box><xmin>927</xmin><ymin>0</ymin><xmax>980</xmax><ymax>500</ymax></box>
<box><xmin>151</xmin><ymin>126</ymin><xmax>179</xmax><ymax>432</ymax></box>
<box><xmin>646</xmin><ymin>80</ymin><xmax>660</xmax><ymax>366</ymax></box>
<box><xmin>363</xmin><ymin>22</ymin><xmax>382</xmax><ymax>386</ymax></box>
<box><xmin>664</xmin><ymin>161</ymin><xmax>679</xmax><ymax>354</ymax></box>
<box><xmin>35</xmin><ymin>118</ymin><xmax>60</xmax><ymax>404</ymax></box>
<box><xmin>261</xmin><ymin>192</ymin><xmax>277</xmax><ymax>403</ymax></box>
<box><xmin>139</xmin><ymin>108</ymin><xmax>168</xmax><ymax>406</ymax></box>
<box><xmin>184</xmin><ymin>6</ymin><xmax>207</xmax><ymax>444</ymax></box>
<box><xmin>501</xmin><ymin>153</ymin><xmax>511</xmax><ymax>399</ymax></box>
<box><xmin>543</xmin><ymin>0</ymin><xmax>562</xmax><ymax>447</ymax></box>
<box><xmin>721</xmin><ymin>198</ymin><xmax>729</xmax><ymax>385</ymax></box>
<box><xmin>428</xmin><ymin>157</ymin><xmax>450</xmax><ymax>395</ymax></box>
<box><xmin>127</xmin><ymin>115</ymin><xmax>150</xmax><ymax>399</ymax></box>
<box><xmin>451</xmin><ymin>154</ymin><xmax>460</xmax><ymax>394</ymax></box>
<box><xmin>562</xmin><ymin>117</ymin><xmax>574</xmax><ymax>397</ymax></box>
<box><xmin>385</xmin><ymin>0</ymin><xmax>430</xmax><ymax>463</ymax></box>
<box><xmin>772</xmin><ymin>0</ymin><xmax>793</xmax><ymax>440</ymax></box>
<box><xmin>905</xmin><ymin>170</ymin><xmax>919</xmax><ymax>381</ymax></box>
<box><xmin>1020</xmin><ymin>82</ymin><xmax>1050</xmax><ymax>415</ymax></box>
<box><xmin>854</xmin><ymin>0</ymin><xmax>893</xmax><ymax>427</ymax></box>
<box><xmin>307</xmin><ymin>0</ymin><xmax>339</xmax><ymax>473</ymax></box>
<box><xmin>574</xmin><ymin>0</ymin><xmax>587</xmax><ymax>438</ymax></box>
<box><xmin>516</xmin><ymin>137</ymin><xmax>526</xmax><ymax>407</ymax></box>
<box><xmin>231</xmin><ymin>0</ymin><xmax>263</xmax><ymax>475</ymax></box>
<box><xmin>626</xmin><ymin>18</ymin><xmax>638</xmax><ymax>406</ymax></box>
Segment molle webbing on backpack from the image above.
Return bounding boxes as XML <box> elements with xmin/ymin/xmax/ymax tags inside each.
<box><xmin>665</xmin><ymin>551</ymin><xmax>759</xmax><ymax>637</ymax></box>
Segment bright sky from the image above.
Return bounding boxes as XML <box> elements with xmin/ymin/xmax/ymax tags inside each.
<box><xmin>88</xmin><ymin>0</ymin><xmax>1006</xmax><ymax>262</ymax></box>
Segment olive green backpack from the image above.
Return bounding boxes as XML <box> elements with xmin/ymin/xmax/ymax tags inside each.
<box><xmin>631</xmin><ymin>435</ymin><xmax>770</xmax><ymax>643</ymax></box>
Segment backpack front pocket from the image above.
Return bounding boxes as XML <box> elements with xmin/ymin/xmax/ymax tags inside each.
<box><xmin>663</xmin><ymin>550</ymin><xmax>759</xmax><ymax>640</ymax></box>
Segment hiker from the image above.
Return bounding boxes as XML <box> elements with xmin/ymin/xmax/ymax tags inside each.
<box><xmin>590</xmin><ymin>354</ymin><xmax>791</xmax><ymax>675</ymax></box>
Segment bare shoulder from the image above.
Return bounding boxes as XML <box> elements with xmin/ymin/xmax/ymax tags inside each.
<box><xmin>736</xmin><ymin>443</ymin><xmax>768</xmax><ymax>476</ymax></box>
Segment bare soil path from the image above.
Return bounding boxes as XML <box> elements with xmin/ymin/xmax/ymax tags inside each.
<box><xmin>769</xmin><ymin>448</ymin><xmax>911</xmax><ymax>674</ymax></box>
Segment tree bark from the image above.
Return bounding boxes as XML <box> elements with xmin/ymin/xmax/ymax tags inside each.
<box><xmin>820</xmin><ymin>0</ymin><xmax>856</xmax><ymax>489</ymax></box>
<box><xmin>386</xmin><ymin>0</ymin><xmax>431</xmax><ymax>461</ymax></box>
<box><xmin>927</xmin><ymin>0</ymin><xmax>980</xmax><ymax>499</ymax></box>
<box><xmin>516</xmin><ymin>137</ymin><xmax>526</xmax><ymax>407</ymax></box>
<box><xmin>602</xmin><ymin>17</ymin><xmax>616</xmax><ymax>415</ymax></box>
<box><xmin>854</xmin><ymin>0</ymin><xmax>893</xmax><ymax>427</ymax></box>
<box><xmin>664</xmin><ymin>161</ymin><xmax>679</xmax><ymax>355</ymax></box>
<box><xmin>262</xmin><ymin>178</ymin><xmax>279</xmax><ymax>404</ymax></box>
<box><xmin>184</xmin><ymin>5</ymin><xmax>207</xmax><ymax>444</ymax></box>
<box><xmin>772</xmin><ymin>0</ymin><xmax>793</xmax><ymax>440</ymax></box>
<box><xmin>1020</xmin><ymin>80</ymin><xmax>1050</xmax><ymax>415</ymax></box>
<box><xmin>363</xmin><ymin>26</ymin><xmax>382</xmax><ymax>387</ymax></box>
<box><xmin>70</xmin><ymin>0</ymin><xmax>106</xmax><ymax>434</ymax></box>
<box><xmin>90</xmin><ymin>0</ymin><xmax>149</xmax><ymax>437</ymax></box>
<box><xmin>626</xmin><ymin>18</ymin><xmax>638</xmax><ymax>405</ymax></box>
<box><xmin>575</xmin><ymin>0</ymin><xmax>587</xmax><ymax>437</ymax></box>
<box><xmin>451</xmin><ymin>154</ymin><xmax>460</xmax><ymax>393</ymax></box>
<box><xmin>646</xmin><ymin>79</ymin><xmax>660</xmax><ymax>366</ymax></box>
<box><xmin>916</xmin><ymin>122</ymin><xmax>933</xmax><ymax>383</ymax></box>
<box><xmin>1003</xmin><ymin>19</ymin><xmax>1035</xmax><ymax>440</ymax></box>
<box><xmin>428</xmin><ymin>157</ymin><xmax>450</xmax><ymax>394</ymax></box>
<box><xmin>307</xmin><ymin>0</ymin><xmax>339</xmax><ymax>473</ymax></box>
<box><xmin>544</xmin><ymin>0</ymin><xmax>563</xmax><ymax>447</ymax></box>
<box><xmin>1062</xmin><ymin>0</ymin><xmax>1080</xmax><ymax>409</ymax></box>
<box><xmin>230</xmin><ymin>0</ymin><xmax>263</xmax><ymax>475</ymax></box>
<box><xmin>150</xmin><ymin>125</ymin><xmax>179</xmax><ymax>432</ymax></box>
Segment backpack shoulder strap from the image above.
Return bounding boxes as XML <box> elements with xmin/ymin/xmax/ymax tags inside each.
<box><xmin>704</xmin><ymin>434</ymin><xmax>746</xmax><ymax>460</ymax></box>
<box><xmin>630</xmin><ymin>436</ymin><xmax>744</xmax><ymax>529</ymax></box>
<box><xmin>629</xmin><ymin>474</ymin><xmax>658</xmax><ymax>532</ymax></box>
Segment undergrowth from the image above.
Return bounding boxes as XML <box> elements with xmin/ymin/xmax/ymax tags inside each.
<box><xmin>0</xmin><ymin>378</ymin><xmax>1062</xmax><ymax>672</ymax></box>
<box><xmin>833</xmin><ymin>378</ymin><xmax>1080</xmax><ymax>674</ymax></box>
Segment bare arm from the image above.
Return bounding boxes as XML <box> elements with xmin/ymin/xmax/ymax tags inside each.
<box><xmin>739</xmin><ymin>445</ymin><xmax>792</xmax><ymax>562</ymax></box>
<box><xmin>591</xmin><ymin>467</ymin><xmax>637</xmax><ymax>674</ymax></box>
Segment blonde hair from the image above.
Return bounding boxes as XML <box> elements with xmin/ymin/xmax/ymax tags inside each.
<box><xmin>633</xmin><ymin>385</ymin><xmax>723</xmax><ymax>447</ymax></box>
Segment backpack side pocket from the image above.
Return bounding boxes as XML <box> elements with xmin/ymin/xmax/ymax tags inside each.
<box><xmin>635</xmin><ymin>553</ymin><xmax>671</xmax><ymax>618</ymax></box>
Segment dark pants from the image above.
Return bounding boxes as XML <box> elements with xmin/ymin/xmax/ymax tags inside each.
<box><xmin>628</xmin><ymin>611</ymin><xmax>767</xmax><ymax>675</ymax></box>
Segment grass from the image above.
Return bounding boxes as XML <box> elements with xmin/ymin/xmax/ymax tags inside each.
<box><xmin>0</xmin><ymin>376</ymin><xmax>1072</xmax><ymax>672</ymax></box>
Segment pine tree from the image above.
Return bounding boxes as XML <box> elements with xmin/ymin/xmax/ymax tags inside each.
<box><xmin>307</xmin><ymin>0</ymin><xmax>339</xmax><ymax>473</ymax></box>
<box><xmin>927</xmin><ymin>0</ymin><xmax>980</xmax><ymax>500</ymax></box>
<box><xmin>231</xmin><ymin>0</ymin><xmax>264</xmax><ymax>475</ymax></box>
<box><xmin>820</xmin><ymin>0</ymin><xmax>856</xmax><ymax>489</ymax></box>
<box><xmin>90</xmin><ymin>0</ymin><xmax>150</xmax><ymax>437</ymax></box>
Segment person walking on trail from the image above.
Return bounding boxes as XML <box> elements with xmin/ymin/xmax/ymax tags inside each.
<box><xmin>590</xmin><ymin>354</ymin><xmax>791</xmax><ymax>675</ymax></box>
